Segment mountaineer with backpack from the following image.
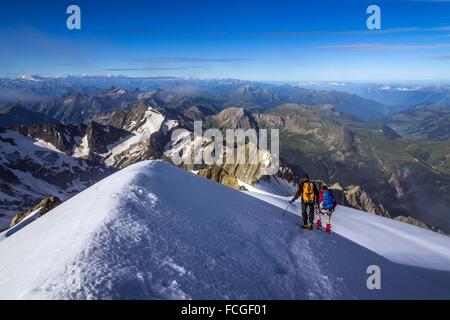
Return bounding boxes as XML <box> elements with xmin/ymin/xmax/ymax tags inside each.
<box><xmin>289</xmin><ymin>174</ymin><xmax>319</xmax><ymax>230</ymax></box>
<box><xmin>317</xmin><ymin>185</ymin><xmax>337</xmax><ymax>234</ymax></box>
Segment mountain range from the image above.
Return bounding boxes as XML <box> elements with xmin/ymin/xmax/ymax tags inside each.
<box><xmin>296</xmin><ymin>82</ymin><xmax>450</xmax><ymax>108</ymax></box>
<box><xmin>1</xmin><ymin>77</ymin><xmax>397</xmax><ymax>122</ymax></box>
<box><xmin>385</xmin><ymin>102</ymin><xmax>450</xmax><ymax>140</ymax></box>
<box><xmin>1</xmin><ymin>77</ymin><xmax>450</xmax><ymax>233</ymax></box>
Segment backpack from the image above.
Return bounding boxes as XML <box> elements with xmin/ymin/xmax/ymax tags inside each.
<box><xmin>322</xmin><ymin>190</ymin><xmax>335</xmax><ymax>210</ymax></box>
<box><xmin>302</xmin><ymin>181</ymin><xmax>315</xmax><ymax>203</ymax></box>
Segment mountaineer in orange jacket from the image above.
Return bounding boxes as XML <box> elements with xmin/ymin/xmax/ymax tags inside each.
<box><xmin>289</xmin><ymin>174</ymin><xmax>319</xmax><ymax>230</ymax></box>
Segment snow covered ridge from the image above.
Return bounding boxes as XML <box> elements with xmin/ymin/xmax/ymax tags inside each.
<box><xmin>0</xmin><ymin>161</ymin><xmax>449</xmax><ymax>299</ymax></box>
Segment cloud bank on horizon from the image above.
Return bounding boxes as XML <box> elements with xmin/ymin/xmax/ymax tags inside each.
<box><xmin>1</xmin><ymin>0</ymin><xmax>450</xmax><ymax>82</ymax></box>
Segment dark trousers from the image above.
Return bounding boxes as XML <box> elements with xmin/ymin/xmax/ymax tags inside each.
<box><xmin>302</xmin><ymin>202</ymin><xmax>315</xmax><ymax>225</ymax></box>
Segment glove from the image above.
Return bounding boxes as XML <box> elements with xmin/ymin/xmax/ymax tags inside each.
<box><xmin>289</xmin><ymin>200</ymin><xmax>294</xmax><ymax>204</ymax></box>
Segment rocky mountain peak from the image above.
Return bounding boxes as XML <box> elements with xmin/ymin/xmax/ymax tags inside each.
<box><xmin>206</xmin><ymin>107</ymin><xmax>259</xmax><ymax>131</ymax></box>
<box><xmin>13</xmin><ymin>122</ymin><xmax>81</xmax><ymax>155</ymax></box>
<box><xmin>338</xmin><ymin>185</ymin><xmax>390</xmax><ymax>217</ymax></box>
<box><xmin>82</xmin><ymin>122</ymin><xmax>131</xmax><ymax>158</ymax></box>
<box><xmin>9</xmin><ymin>196</ymin><xmax>62</xmax><ymax>228</ymax></box>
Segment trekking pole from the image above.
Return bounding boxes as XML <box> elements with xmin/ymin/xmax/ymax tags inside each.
<box><xmin>282</xmin><ymin>203</ymin><xmax>291</xmax><ymax>216</ymax></box>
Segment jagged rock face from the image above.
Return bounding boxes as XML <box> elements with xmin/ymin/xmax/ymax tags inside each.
<box><xmin>169</xmin><ymin>137</ymin><xmax>271</xmax><ymax>185</ymax></box>
<box><xmin>10</xmin><ymin>196</ymin><xmax>62</xmax><ymax>228</ymax></box>
<box><xmin>182</xmin><ymin>106</ymin><xmax>217</xmax><ymax>122</ymax></box>
<box><xmin>205</xmin><ymin>107</ymin><xmax>259</xmax><ymax>131</ymax></box>
<box><xmin>337</xmin><ymin>185</ymin><xmax>391</xmax><ymax>217</ymax></box>
<box><xmin>210</xmin><ymin>84</ymin><xmax>283</xmax><ymax>111</ymax></box>
<box><xmin>120</xmin><ymin>102</ymin><xmax>155</xmax><ymax>131</ymax></box>
<box><xmin>200</xmin><ymin>107</ymin><xmax>280</xmax><ymax>184</ymax></box>
<box><xmin>13</xmin><ymin>121</ymin><xmax>132</xmax><ymax>162</ymax></box>
<box><xmin>37</xmin><ymin>92</ymin><xmax>97</xmax><ymax>124</ymax></box>
<box><xmin>14</xmin><ymin>123</ymin><xmax>84</xmax><ymax>155</ymax></box>
<box><xmin>221</xmin><ymin>162</ymin><xmax>264</xmax><ymax>185</ymax></box>
<box><xmin>275</xmin><ymin>159</ymin><xmax>301</xmax><ymax>185</ymax></box>
<box><xmin>0</xmin><ymin>128</ymin><xmax>113</xmax><ymax>228</ymax></box>
<box><xmin>254</xmin><ymin>104</ymin><xmax>364</xmax><ymax>163</ymax></box>
<box><xmin>394</xmin><ymin>216</ymin><xmax>429</xmax><ymax>230</ymax></box>
<box><xmin>0</xmin><ymin>103</ymin><xmax>182</xmax><ymax>228</ymax></box>
<box><xmin>394</xmin><ymin>216</ymin><xmax>448</xmax><ymax>235</ymax></box>
<box><xmin>165</xmin><ymin>108</ymin><xmax>276</xmax><ymax>184</ymax></box>
<box><xmin>96</xmin><ymin>109</ymin><xmax>129</xmax><ymax>129</ymax></box>
<box><xmin>30</xmin><ymin>102</ymin><xmax>181</xmax><ymax>169</ymax></box>
<box><xmin>84</xmin><ymin>122</ymin><xmax>130</xmax><ymax>156</ymax></box>
<box><xmin>109</xmin><ymin>141</ymin><xmax>155</xmax><ymax>169</ymax></box>
<box><xmin>36</xmin><ymin>88</ymin><xmax>141</xmax><ymax>124</ymax></box>
<box><xmin>388</xmin><ymin>172</ymin><xmax>405</xmax><ymax>199</ymax></box>
<box><xmin>99</xmin><ymin>103</ymin><xmax>179</xmax><ymax>168</ymax></box>
<box><xmin>254</xmin><ymin>104</ymin><xmax>360</xmax><ymax>159</ymax></box>
<box><xmin>137</xmin><ymin>90</ymin><xmax>201</xmax><ymax>110</ymax></box>
<box><xmin>219</xmin><ymin>142</ymin><xmax>270</xmax><ymax>184</ymax></box>
<box><xmin>197</xmin><ymin>166</ymin><xmax>241</xmax><ymax>190</ymax></box>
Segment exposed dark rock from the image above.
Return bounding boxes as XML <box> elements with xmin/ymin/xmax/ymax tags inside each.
<box><xmin>205</xmin><ymin>107</ymin><xmax>259</xmax><ymax>131</ymax></box>
<box><xmin>197</xmin><ymin>166</ymin><xmax>241</xmax><ymax>190</ymax></box>
<box><xmin>394</xmin><ymin>215</ymin><xmax>429</xmax><ymax>230</ymax></box>
<box><xmin>9</xmin><ymin>196</ymin><xmax>62</xmax><ymax>228</ymax></box>
<box><xmin>331</xmin><ymin>183</ymin><xmax>391</xmax><ymax>217</ymax></box>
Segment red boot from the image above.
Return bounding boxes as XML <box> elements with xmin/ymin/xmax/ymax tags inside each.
<box><xmin>325</xmin><ymin>223</ymin><xmax>332</xmax><ymax>234</ymax></box>
<box><xmin>316</xmin><ymin>219</ymin><xmax>322</xmax><ymax>230</ymax></box>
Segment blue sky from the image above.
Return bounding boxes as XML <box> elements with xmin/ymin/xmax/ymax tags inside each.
<box><xmin>1</xmin><ymin>0</ymin><xmax>450</xmax><ymax>81</ymax></box>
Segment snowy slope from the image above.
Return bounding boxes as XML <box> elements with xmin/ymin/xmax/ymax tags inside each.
<box><xmin>243</xmin><ymin>187</ymin><xmax>450</xmax><ymax>272</ymax></box>
<box><xmin>239</xmin><ymin>176</ymin><xmax>297</xmax><ymax>197</ymax></box>
<box><xmin>0</xmin><ymin>161</ymin><xmax>449</xmax><ymax>299</ymax></box>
